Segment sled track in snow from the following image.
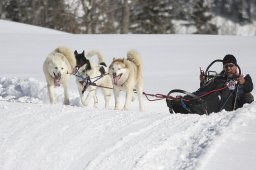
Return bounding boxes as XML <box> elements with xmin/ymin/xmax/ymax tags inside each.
<box><xmin>0</xmin><ymin>99</ymin><xmax>242</xmax><ymax>170</ymax></box>
<box><xmin>84</xmin><ymin>111</ymin><xmax>238</xmax><ymax>170</ymax></box>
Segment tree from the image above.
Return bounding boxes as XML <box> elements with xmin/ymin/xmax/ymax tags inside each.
<box><xmin>120</xmin><ymin>0</ymin><xmax>130</xmax><ymax>33</ymax></box>
<box><xmin>191</xmin><ymin>0</ymin><xmax>217</xmax><ymax>34</ymax></box>
<box><xmin>130</xmin><ymin>0</ymin><xmax>174</xmax><ymax>33</ymax></box>
<box><xmin>212</xmin><ymin>0</ymin><xmax>255</xmax><ymax>24</ymax></box>
<box><xmin>0</xmin><ymin>0</ymin><xmax>4</xmax><ymax>18</ymax></box>
<box><xmin>4</xmin><ymin>0</ymin><xmax>20</xmax><ymax>21</ymax></box>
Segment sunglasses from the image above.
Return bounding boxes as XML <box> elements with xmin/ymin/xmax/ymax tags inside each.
<box><xmin>224</xmin><ymin>63</ymin><xmax>235</xmax><ymax>69</ymax></box>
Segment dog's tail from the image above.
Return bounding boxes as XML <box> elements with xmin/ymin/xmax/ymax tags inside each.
<box><xmin>55</xmin><ymin>46</ymin><xmax>76</xmax><ymax>68</ymax></box>
<box><xmin>127</xmin><ymin>50</ymin><xmax>142</xmax><ymax>68</ymax></box>
<box><xmin>127</xmin><ymin>50</ymin><xmax>143</xmax><ymax>79</ymax></box>
<box><xmin>86</xmin><ymin>50</ymin><xmax>106</xmax><ymax>66</ymax></box>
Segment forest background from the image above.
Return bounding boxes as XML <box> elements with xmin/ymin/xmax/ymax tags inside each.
<box><xmin>1</xmin><ymin>0</ymin><xmax>256</xmax><ymax>35</ymax></box>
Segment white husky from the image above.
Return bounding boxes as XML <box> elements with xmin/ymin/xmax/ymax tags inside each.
<box><xmin>43</xmin><ymin>46</ymin><xmax>76</xmax><ymax>105</ymax></box>
<box><xmin>109</xmin><ymin>50</ymin><xmax>144</xmax><ymax>111</ymax></box>
<box><xmin>74</xmin><ymin>50</ymin><xmax>112</xmax><ymax>108</ymax></box>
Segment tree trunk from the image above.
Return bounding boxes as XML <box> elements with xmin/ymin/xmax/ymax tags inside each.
<box><xmin>0</xmin><ymin>0</ymin><xmax>3</xmax><ymax>18</ymax></box>
<box><xmin>121</xmin><ymin>0</ymin><xmax>130</xmax><ymax>34</ymax></box>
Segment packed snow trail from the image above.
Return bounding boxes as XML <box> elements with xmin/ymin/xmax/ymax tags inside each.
<box><xmin>198</xmin><ymin>104</ymin><xmax>256</xmax><ymax>170</ymax></box>
<box><xmin>1</xmin><ymin>77</ymin><xmax>255</xmax><ymax>170</ymax></box>
<box><xmin>1</xmin><ymin>100</ymin><xmax>252</xmax><ymax>169</ymax></box>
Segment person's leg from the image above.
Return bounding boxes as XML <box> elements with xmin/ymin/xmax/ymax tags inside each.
<box><xmin>239</xmin><ymin>93</ymin><xmax>254</xmax><ymax>107</ymax></box>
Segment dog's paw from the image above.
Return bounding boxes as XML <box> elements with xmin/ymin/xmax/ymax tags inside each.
<box><xmin>82</xmin><ymin>102</ymin><xmax>89</xmax><ymax>107</ymax></box>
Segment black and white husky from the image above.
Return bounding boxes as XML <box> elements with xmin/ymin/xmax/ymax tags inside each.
<box><xmin>74</xmin><ymin>50</ymin><xmax>112</xmax><ymax>108</ymax></box>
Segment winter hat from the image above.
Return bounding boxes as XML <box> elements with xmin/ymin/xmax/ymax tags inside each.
<box><xmin>223</xmin><ymin>54</ymin><xmax>237</xmax><ymax>65</ymax></box>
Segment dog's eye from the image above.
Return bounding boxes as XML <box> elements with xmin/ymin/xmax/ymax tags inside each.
<box><xmin>82</xmin><ymin>70</ymin><xmax>86</xmax><ymax>73</ymax></box>
<box><xmin>55</xmin><ymin>67</ymin><xmax>58</xmax><ymax>69</ymax></box>
<box><xmin>61</xmin><ymin>67</ymin><xmax>64</xmax><ymax>70</ymax></box>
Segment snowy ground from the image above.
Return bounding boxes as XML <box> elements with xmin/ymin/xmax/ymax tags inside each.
<box><xmin>0</xmin><ymin>20</ymin><xmax>256</xmax><ymax>170</ymax></box>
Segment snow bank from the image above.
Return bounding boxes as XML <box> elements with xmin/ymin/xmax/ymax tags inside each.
<box><xmin>0</xmin><ymin>77</ymin><xmax>82</xmax><ymax>106</ymax></box>
<box><xmin>0</xmin><ymin>77</ymin><xmax>47</xmax><ymax>103</ymax></box>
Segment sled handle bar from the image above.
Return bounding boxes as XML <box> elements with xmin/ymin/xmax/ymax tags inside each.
<box><xmin>205</xmin><ymin>59</ymin><xmax>241</xmax><ymax>81</ymax></box>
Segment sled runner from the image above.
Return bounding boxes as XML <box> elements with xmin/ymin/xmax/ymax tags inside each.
<box><xmin>166</xmin><ymin>59</ymin><xmax>241</xmax><ymax>115</ymax></box>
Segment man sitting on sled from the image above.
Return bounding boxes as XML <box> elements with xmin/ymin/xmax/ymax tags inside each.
<box><xmin>200</xmin><ymin>54</ymin><xmax>254</xmax><ymax>109</ymax></box>
<box><xmin>166</xmin><ymin>54</ymin><xmax>254</xmax><ymax>115</ymax></box>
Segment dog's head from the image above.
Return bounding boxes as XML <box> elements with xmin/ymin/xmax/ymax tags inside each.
<box><xmin>48</xmin><ymin>55</ymin><xmax>69</xmax><ymax>86</ymax></box>
<box><xmin>109</xmin><ymin>58</ymin><xmax>129</xmax><ymax>85</ymax></box>
<box><xmin>74</xmin><ymin>50</ymin><xmax>92</xmax><ymax>75</ymax></box>
<box><xmin>74</xmin><ymin>50</ymin><xmax>90</xmax><ymax>68</ymax></box>
<box><xmin>73</xmin><ymin>50</ymin><xmax>93</xmax><ymax>79</ymax></box>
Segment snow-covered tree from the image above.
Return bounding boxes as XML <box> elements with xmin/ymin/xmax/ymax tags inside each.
<box><xmin>130</xmin><ymin>0</ymin><xmax>174</xmax><ymax>33</ymax></box>
<box><xmin>191</xmin><ymin>0</ymin><xmax>218</xmax><ymax>34</ymax></box>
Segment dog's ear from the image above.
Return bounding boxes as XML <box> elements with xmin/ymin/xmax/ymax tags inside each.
<box><xmin>74</xmin><ymin>50</ymin><xmax>78</xmax><ymax>55</ymax></box>
<box><xmin>82</xmin><ymin>50</ymin><xmax>85</xmax><ymax>56</ymax></box>
<box><xmin>113</xmin><ymin>57</ymin><xmax>115</xmax><ymax>61</ymax></box>
<box><xmin>99</xmin><ymin>66</ymin><xmax>106</xmax><ymax>75</ymax></box>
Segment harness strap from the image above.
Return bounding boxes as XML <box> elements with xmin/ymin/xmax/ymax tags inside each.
<box><xmin>144</xmin><ymin>81</ymin><xmax>235</xmax><ymax>102</ymax></box>
<box><xmin>72</xmin><ymin>68</ymin><xmax>112</xmax><ymax>92</ymax></box>
<box><xmin>143</xmin><ymin>92</ymin><xmax>178</xmax><ymax>101</ymax></box>
<box><xmin>198</xmin><ymin>86</ymin><xmax>228</xmax><ymax>98</ymax></box>
<box><xmin>93</xmin><ymin>84</ymin><xmax>113</xmax><ymax>89</ymax></box>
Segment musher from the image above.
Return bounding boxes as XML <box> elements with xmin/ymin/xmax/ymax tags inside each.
<box><xmin>200</xmin><ymin>54</ymin><xmax>254</xmax><ymax>109</ymax></box>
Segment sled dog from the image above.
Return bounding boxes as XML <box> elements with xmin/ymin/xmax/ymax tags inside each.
<box><xmin>74</xmin><ymin>50</ymin><xmax>112</xmax><ymax>108</ymax></box>
<box><xmin>109</xmin><ymin>50</ymin><xmax>144</xmax><ymax>111</ymax></box>
<box><xmin>43</xmin><ymin>46</ymin><xmax>76</xmax><ymax>105</ymax></box>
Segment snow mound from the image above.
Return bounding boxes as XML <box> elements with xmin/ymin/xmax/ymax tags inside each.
<box><xmin>0</xmin><ymin>77</ymin><xmax>81</xmax><ymax>105</ymax></box>
<box><xmin>0</xmin><ymin>77</ymin><xmax>47</xmax><ymax>103</ymax></box>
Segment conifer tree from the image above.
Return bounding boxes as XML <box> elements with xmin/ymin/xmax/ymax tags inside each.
<box><xmin>192</xmin><ymin>0</ymin><xmax>217</xmax><ymax>34</ymax></box>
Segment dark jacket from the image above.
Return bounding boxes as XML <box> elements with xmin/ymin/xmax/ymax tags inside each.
<box><xmin>197</xmin><ymin>73</ymin><xmax>237</xmax><ymax>113</ymax></box>
<box><xmin>200</xmin><ymin>71</ymin><xmax>253</xmax><ymax>110</ymax></box>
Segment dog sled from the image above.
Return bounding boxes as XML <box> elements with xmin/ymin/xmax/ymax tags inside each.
<box><xmin>165</xmin><ymin>59</ymin><xmax>241</xmax><ymax>115</ymax></box>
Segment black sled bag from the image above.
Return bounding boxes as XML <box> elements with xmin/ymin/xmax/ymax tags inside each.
<box><xmin>166</xmin><ymin>78</ymin><xmax>236</xmax><ymax>115</ymax></box>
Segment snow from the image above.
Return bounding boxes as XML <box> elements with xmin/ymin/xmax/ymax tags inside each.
<box><xmin>213</xmin><ymin>16</ymin><xmax>256</xmax><ymax>36</ymax></box>
<box><xmin>172</xmin><ymin>16</ymin><xmax>256</xmax><ymax>35</ymax></box>
<box><xmin>199</xmin><ymin>106</ymin><xmax>256</xmax><ymax>170</ymax></box>
<box><xmin>0</xmin><ymin>19</ymin><xmax>68</xmax><ymax>34</ymax></box>
<box><xmin>0</xmin><ymin>19</ymin><xmax>256</xmax><ymax>170</ymax></box>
